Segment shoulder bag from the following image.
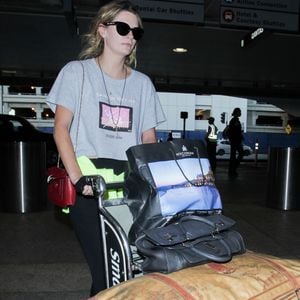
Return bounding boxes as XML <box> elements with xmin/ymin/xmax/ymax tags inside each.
<box><xmin>135</xmin><ymin>213</ymin><xmax>246</xmax><ymax>274</ymax></box>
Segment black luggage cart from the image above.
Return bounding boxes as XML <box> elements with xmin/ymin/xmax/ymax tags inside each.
<box><xmin>95</xmin><ymin>178</ymin><xmax>142</xmax><ymax>289</ymax></box>
<box><xmin>92</xmin><ymin>139</ymin><xmax>245</xmax><ymax>289</ymax></box>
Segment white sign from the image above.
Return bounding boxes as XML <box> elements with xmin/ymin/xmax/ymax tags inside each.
<box><xmin>131</xmin><ymin>0</ymin><xmax>204</xmax><ymax>23</ymax></box>
<box><xmin>220</xmin><ymin>6</ymin><xmax>299</xmax><ymax>31</ymax></box>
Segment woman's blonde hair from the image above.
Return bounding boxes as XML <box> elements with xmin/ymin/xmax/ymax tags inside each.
<box><xmin>78</xmin><ymin>0</ymin><xmax>143</xmax><ymax>67</ymax></box>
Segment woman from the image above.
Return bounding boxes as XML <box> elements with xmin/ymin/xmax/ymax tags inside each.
<box><xmin>46</xmin><ymin>0</ymin><xmax>165</xmax><ymax>296</ymax></box>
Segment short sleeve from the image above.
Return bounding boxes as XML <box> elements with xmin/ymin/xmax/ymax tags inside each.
<box><xmin>141</xmin><ymin>76</ymin><xmax>166</xmax><ymax>132</ymax></box>
<box><xmin>46</xmin><ymin>61</ymin><xmax>84</xmax><ymax>114</ymax></box>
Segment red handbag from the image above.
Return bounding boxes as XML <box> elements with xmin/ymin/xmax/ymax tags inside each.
<box><xmin>47</xmin><ymin>166</ymin><xmax>76</xmax><ymax>207</ymax></box>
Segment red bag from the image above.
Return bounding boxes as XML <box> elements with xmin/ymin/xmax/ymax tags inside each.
<box><xmin>47</xmin><ymin>167</ymin><xmax>76</xmax><ymax>207</ymax></box>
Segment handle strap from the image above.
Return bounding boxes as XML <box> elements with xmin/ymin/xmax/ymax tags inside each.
<box><xmin>168</xmin><ymin>145</ymin><xmax>205</xmax><ymax>187</ymax></box>
<box><xmin>189</xmin><ymin>235</ymin><xmax>232</xmax><ymax>262</ymax></box>
<box><xmin>143</xmin><ymin>214</ymin><xmax>235</xmax><ymax>246</ymax></box>
<box><xmin>178</xmin><ymin>214</ymin><xmax>235</xmax><ymax>233</ymax></box>
<box><xmin>74</xmin><ymin>61</ymin><xmax>85</xmax><ymax>152</ymax></box>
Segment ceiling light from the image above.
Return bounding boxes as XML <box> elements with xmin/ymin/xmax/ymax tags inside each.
<box><xmin>173</xmin><ymin>47</ymin><xmax>188</xmax><ymax>53</ymax></box>
<box><xmin>2</xmin><ymin>70</ymin><xmax>17</xmax><ymax>74</ymax></box>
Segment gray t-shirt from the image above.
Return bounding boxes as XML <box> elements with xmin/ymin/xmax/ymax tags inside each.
<box><xmin>47</xmin><ymin>59</ymin><xmax>165</xmax><ymax>160</ymax></box>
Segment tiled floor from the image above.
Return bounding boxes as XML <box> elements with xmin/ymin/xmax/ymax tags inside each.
<box><xmin>1</xmin><ymin>160</ymin><xmax>300</xmax><ymax>299</ymax></box>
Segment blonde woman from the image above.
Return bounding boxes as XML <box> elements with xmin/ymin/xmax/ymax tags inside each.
<box><xmin>46</xmin><ymin>0</ymin><xmax>165</xmax><ymax>296</ymax></box>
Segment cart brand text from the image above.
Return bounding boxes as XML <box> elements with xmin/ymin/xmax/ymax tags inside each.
<box><xmin>110</xmin><ymin>248</ymin><xmax>121</xmax><ymax>285</ymax></box>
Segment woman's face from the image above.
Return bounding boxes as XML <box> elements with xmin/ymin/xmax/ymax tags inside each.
<box><xmin>100</xmin><ymin>10</ymin><xmax>140</xmax><ymax>58</ymax></box>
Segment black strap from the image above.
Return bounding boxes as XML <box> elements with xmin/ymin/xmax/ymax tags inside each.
<box><xmin>168</xmin><ymin>146</ymin><xmax>205</xmax><ymax>187</ymax></box>
<box><xmin>57</xmin><ymin>61</ymin><xmax>85</xmax><ymax>167</ymax></box>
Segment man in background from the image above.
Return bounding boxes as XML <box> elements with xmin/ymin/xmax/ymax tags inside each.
<box><xmin>206</xmin><ymin>117</ymin><xmax>218</xmax><ymax>173</ymax></box>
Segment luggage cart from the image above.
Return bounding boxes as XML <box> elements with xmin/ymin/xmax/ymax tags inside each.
<box><xmin>90</xmin><ymin>139</ymin><xmax>245</xmax><ymax>289</ymax></box>
<box><xmin>93</xmin><ymin>176</ymin><xmax>142</xmax><ymax>289</ymax></box>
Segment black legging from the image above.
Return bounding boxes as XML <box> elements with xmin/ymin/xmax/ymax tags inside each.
<box><xmin>229</xmin><ymin>142</ymin><xmax>244</xmax><ymax>174</ymax></box>
<box><xmin>69</xmin><ymin>158</ymin><xmax>127</xmax><ymax>296</ymax></box>
<box><xmin>207</xmin><ymin>141</ymin><xmax>217</xmax><ymax>172</ymax></box>
<box><xmin>69</xmin><ymin>194</ymin><xmax>106</xmax><ymax>296</ymax></box>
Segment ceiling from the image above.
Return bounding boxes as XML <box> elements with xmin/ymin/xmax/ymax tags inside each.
<box><xmin>1</xmin><ymin>0</ymin><xmax>300</xmax><ymax>116</ymax></box>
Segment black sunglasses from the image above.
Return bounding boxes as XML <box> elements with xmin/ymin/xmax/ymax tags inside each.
<box><xmin>105</xmin><ymin>21</ymin><xmax>144</xmax><ymax>41</ymax></box>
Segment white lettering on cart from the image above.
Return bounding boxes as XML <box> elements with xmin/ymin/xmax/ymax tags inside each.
<box><xmin>110</xmin><ymin>248</ymin><xmax>121</xmax><ymax>285</ymax></box>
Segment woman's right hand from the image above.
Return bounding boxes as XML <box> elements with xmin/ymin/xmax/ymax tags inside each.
<box><xmin>75</xmin><ymin>176</ymin><xmax>95</xmax><ymax>196</ymax></box>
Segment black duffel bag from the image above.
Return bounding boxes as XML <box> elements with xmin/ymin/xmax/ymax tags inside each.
<box><xmin>135</xmin><ymin>214</ymin><xmax>246</xmax><ymax>274</ymax></box>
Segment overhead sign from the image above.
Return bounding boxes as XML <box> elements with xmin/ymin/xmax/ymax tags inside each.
<box><xmin>240</xmin><ymin>27</ymin><xmax>265</xmax><ymax>47</ymax></box>
<box><xmin>131</xmin><ymin>0</ymin><xmax>204</xmax><ymax>23</ymax></box>
<box><xmin>220</xmin><ymin>0</ymin><xmax>299</xmax><ymax>32</ymax></box>
<box><xmin>221</xmin><ymin>0</ymin><xmax>299</xmax><ymax>13</ymax></box>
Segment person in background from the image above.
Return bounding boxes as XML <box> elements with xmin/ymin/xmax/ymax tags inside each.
<box><xmin>167</xmin><ymin>131</ymin><xmax>173</xmax><ymax>141</ymax></box>
<box><xmin>46</xmin><ymin>0</ymin><xmax>165</xmax><ymax>296</ymax></box>
<box><xmin>205</xmin><ymin>117</ymin><xmax>218</xmax><ymax>173</ymax></box>
<box><xmin>228</xmin><ymin>107</ymin><xmax>243</xmax><ymax>178</ymax></box>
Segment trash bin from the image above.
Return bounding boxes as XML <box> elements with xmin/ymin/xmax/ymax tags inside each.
<box><xmin>266</xmin><ymin>147</ymin><xmax>300</xmax><ymax>210</ymax></box>
<box><xmin>0</xmin><ymin>141</ymin><xmax>47</xmax><ymax>213</ymax></box>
